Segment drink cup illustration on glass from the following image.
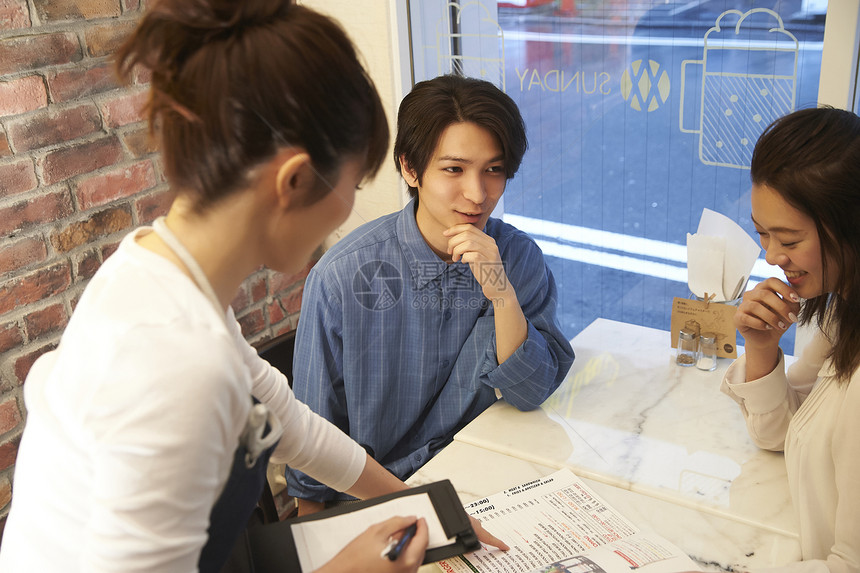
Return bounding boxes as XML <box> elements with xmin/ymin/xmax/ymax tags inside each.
<box><xmin>680</xmin><ymin>8</ymin><xmax>798</xmax><ymax>169</ymax></box>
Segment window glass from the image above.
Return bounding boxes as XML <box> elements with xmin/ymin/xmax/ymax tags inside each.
<box><xmin>408</xmin><ymin>0</ymin><xmax>830</xmax><ymax>353</ymax></box>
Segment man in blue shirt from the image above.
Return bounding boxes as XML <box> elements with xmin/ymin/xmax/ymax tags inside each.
<box><xmin>287</xmin><ymin>75</ymin><xmax>575</xmax><ymax>513</ymax></box>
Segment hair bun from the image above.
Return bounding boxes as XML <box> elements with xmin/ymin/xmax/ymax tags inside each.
<box><xmin>202</xmin><ymin>0</ymin><xmax>293</xmax><ymax>32</ymax></box>
<box><xmin>147</xmin><ymin>0</ymin><xmax>293</xmax><ymax>40</ymax></box>
<box><xmin>117</xmin><ymin>0</ymin><xmax>296</xmax><ymax>97</ymax></box>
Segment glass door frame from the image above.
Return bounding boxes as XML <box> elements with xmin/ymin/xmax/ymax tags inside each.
<box><xmin>817</xmin><ymin>1</ymin><xmax>860</xmax><ymax>111</ymax></box>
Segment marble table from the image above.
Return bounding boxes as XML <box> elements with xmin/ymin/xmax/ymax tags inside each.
<box><xmin>410</xmin><ymin>318</ymin><xmax>801</xmax><ymax>571</ymax></box>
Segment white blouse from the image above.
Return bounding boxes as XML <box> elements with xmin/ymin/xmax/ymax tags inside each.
<box><xmin>0</xmin><ymin>228</ymin><xmax>366</xmax><ymax>572</ymax></box>
<box><xmin>722</xmin><ymin>330</ymin><xmax>860</xmax><ymax>573</ymax></box>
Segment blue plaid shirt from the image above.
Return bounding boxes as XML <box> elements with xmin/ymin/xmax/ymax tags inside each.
<box><xmin>286</xmin><ymin>200</ymin><xmax>574</xmax><ymax>502</ymax></box>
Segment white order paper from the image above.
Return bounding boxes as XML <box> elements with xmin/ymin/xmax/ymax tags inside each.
<box><xmin>291</xmin><ymin>494</ymin><xmax>451</xmax><ymax>571</ymax></box>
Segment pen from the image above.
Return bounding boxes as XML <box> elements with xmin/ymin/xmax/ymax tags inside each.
<box><xmin>384</xmin><ymin>522</ymin><xmax>418</xmax><ymax>561</ymax></box>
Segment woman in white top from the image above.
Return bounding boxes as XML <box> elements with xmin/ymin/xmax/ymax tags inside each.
<box><xmin>0</xmin><ymin>1</ymin><xmax>504</xmax><ymax>571</ymax></box>
<box><xmin>721</xmin><ymin>107</ymin><xmax>860</xmax><ymax>573</ymax></box>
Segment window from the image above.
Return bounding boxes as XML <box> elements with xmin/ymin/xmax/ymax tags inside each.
<box><xmin>405</xmin><ymin>0</ymin><xmax>850</xmax><ymax>353</ymax></box>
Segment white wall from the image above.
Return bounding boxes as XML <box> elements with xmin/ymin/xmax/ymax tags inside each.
<box><xmin>300</xmin><ymin>0</ymin><xmax>412</xmax><ymax>247</ymax></box>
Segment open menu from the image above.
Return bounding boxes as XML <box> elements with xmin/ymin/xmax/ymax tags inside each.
<box><xmin>438</xmin><ymin>469</ymin><xmax>701</xmax><ymax>573</ymax></box>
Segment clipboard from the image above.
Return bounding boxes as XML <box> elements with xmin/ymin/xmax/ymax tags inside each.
<box><xmin>247</xmin><ymin>480</ymin><xmax>479</xmax><ymax>572</ymax></box>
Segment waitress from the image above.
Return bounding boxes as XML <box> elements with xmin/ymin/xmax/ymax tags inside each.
<box><xmin>0</xmin><ymin>1</ymin><xmax>506</xmax><ymax>571</ymax></box>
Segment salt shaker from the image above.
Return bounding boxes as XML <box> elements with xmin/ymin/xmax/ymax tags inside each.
<box><xmin>676</xmin><ymin>328</ymin><xmax>697</xmax><ymax>367</ymax></box>
<box><xmin>696</xmin><ymin>332</ymin><xmax>718</xmax><ymax>371</ymax></box>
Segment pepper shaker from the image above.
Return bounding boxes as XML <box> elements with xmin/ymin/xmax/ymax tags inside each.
<box><xmin>676</xmin><ymin>328</ymin><xmax>697</xmax><ymax>367</ymax></box>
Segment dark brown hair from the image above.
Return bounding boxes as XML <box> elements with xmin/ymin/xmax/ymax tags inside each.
<box><xmin>750</xmin><ymin>106</ymin><xmax>860</xmax><ymax>382</ymax></box>
<box><xmin>393</xmin><ymin>74</ymin><xmax>527</xmax><ymax>198</ymax></box>
<box><xmin>115</xmin><ymin>0</ymin><xmax>388</xmax><ymax>209</ymax></box>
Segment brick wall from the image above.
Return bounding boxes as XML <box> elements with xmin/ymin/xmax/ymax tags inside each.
<box><xmin>0</xmin><ymin>0</ymin><xmax>313</xmax><ymax>539</ymax></box>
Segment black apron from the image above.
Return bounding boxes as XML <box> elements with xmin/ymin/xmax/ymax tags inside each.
<box><xmin>198</xmin><ymin>400</ymin><xmax>279</xmax><ymax>573</ymax></box>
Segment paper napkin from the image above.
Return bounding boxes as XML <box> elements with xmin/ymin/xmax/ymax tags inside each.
<box><xmin>686</xmin><ymin>208</ymin><xmax>760</xmax><ymax>301</ymax></box>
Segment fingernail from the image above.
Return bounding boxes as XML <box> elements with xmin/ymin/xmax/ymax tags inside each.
<box><xmin>789</xmin><ymin>293</ymin><xmax>800</xmax><ymax>302</ymax></box>
<box><xmin>766</xmin><ymin>324</ymin><xmax>773</xmax><ymax>330</ymax></box>
<box><xmin>788</xmin><ymin>312</ymin><xmax>798</xmax><ymax>323</ymax></box>
<box><xmin>778</xmin><ymin>321</ymin><xmax>786</xmax><ymax>330</ymax></box>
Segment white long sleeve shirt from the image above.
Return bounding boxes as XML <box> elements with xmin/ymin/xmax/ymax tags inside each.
<box><xmin>0</xmin><ymin>228</ymin><xmax>366</xmax><ymax>572</ymax></box>
<box><xmin>721</xmin><ymin>330</ymin><xmax>860</xmax><ymax>573</ymax></box>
